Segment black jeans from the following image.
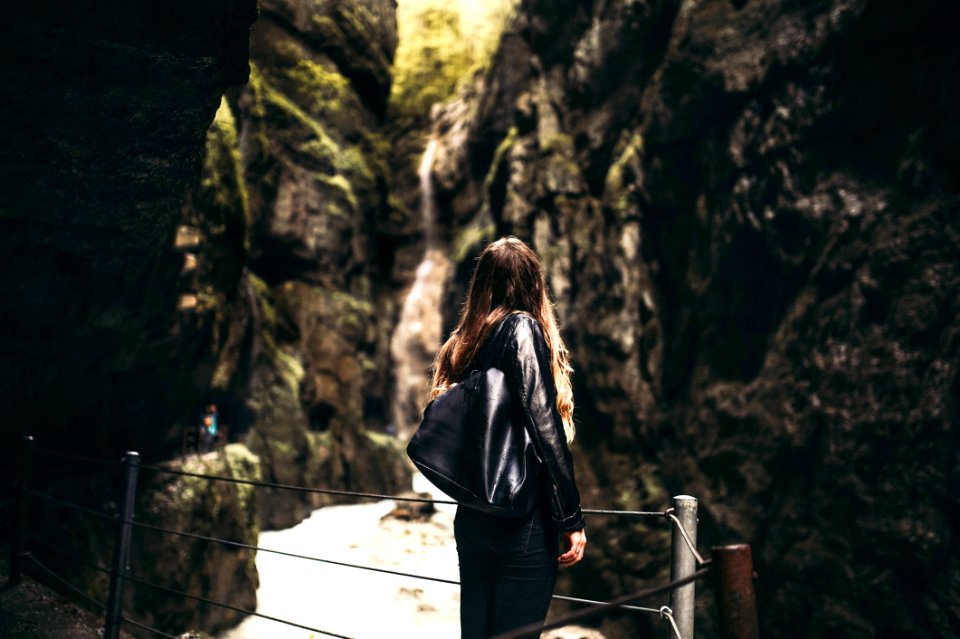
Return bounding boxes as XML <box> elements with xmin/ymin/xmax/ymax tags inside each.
<box><xmin>455</xmin><ymin>503</ymin><xmax>559</xmax><ymax>639</ymax></box>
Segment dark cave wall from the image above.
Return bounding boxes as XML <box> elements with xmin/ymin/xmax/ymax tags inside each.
<box><xmin>431</xmin><ymin>0</ymin><xmax>960</xmax><ymax>636</ymax></box>
<box><xmin>0</xmin><ymin>4</ymin><xmax>260</xmax><ymax>634</ymax></box>
<box><xmin>0</xmin><ymin>0</ymin><xmax>258</xmax><ymax>462</ymax></box>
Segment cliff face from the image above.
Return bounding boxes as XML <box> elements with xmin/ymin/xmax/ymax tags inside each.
<box><xmin>432</xmin><ymin>0</ymin><xmax>960</xmax><ymax>636</ymax></box>
<box><xmin>130</xmin><ymin>447</ymin><xmax>262</xmax><ymax>635</ymax></box>
<box><xmin>1</xmin><ymin>0</ymin><xmax>408</xmax><ymax>634</ymax></box>
<box><xmin>0</xmin><ymin>0</ymin><xmax>257</xmax><ymax>461</ymax></box>
<box><xmin>0</xmin><ymin>3</ymin><xmax>260</xmax><ymax>635</ymax></box>
<box><xmin>177</xmin><ymin>0</ymin><xmax>410</xmax><ymax>529</ymax></box>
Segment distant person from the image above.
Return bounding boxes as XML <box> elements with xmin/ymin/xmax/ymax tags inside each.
<box><xmin>428</xmin><ymin>236</ymin><xmax>586</xmax><ymax>639</ymax></box>
<box><xmin>201</xmin><ymin>403</ymin><xmax>219</xmax><ymax>453</ymax></box>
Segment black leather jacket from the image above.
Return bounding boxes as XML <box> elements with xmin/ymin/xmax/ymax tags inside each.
<box><xmin>469</xmin><ymin>313</ymin><xmax>585</xmax><ymax>532</ymax></box>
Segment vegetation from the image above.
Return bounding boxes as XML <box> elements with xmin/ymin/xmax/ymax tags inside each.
<box><xmin>389</xmin><ymin>0</ymin><xmax>515</xmax><ymax>125</ymax></box>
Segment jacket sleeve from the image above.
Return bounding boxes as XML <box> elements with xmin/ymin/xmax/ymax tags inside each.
<box><xmin>505</xmin><ymin>315</ymin><xmax>585</xmax><ymax>532</ymax></box>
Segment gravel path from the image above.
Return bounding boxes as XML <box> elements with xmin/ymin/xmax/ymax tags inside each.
<box><xmin>0</xmin><ymin>545</ymin><xmax>125</xmax><ymax>639</ymax></box>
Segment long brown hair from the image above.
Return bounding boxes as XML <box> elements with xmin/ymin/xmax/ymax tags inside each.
<box><xmin>430</xmin><ymin>236</ymin><xmax>575</xmax><ymax>442</ymax></box>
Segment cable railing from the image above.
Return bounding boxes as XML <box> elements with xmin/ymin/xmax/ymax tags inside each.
<box><xmin>7</xmin><ymin>436</ymin><xmax>760</xmax><ymax>639</ymax></box>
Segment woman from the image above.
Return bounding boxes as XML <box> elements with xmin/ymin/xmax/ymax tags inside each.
<box><xmin>430</xmin><ymin>236</ymin><xmax>587</xmax><ymax>638</ymax></box>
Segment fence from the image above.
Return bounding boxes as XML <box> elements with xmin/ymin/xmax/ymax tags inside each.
<box><xmin>7</xmin><ymin>435</ymin><xmax>759</xmax><ymax>639</ymax></box>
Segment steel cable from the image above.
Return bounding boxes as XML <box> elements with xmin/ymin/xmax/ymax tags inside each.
<box><xmin>26</xmin><ymin>534</ymin><xmax>112</xmax><ymax>575</ymax></box>
<box><xmin>490</xmin><ymin>567</ymin><xmax>711</xmax><ymax>639</ymax></box>
<box><xmin>582</xmin><ymin>508</ymin><xmax>666</xmax><ymax>518</ymax></box>
<box><xmin>661</xmin><ymin>606</ymin><xmax>683</xmax><ymax>639</ymax></box>
<box><xmin>140</xmin><ymin>463</ymin><xmax>458</xmax><ymax>505</ymax></box>
<box><xmin>127</xmin><ymin>518</ymin><xmax>461</xmax><ymax>586</ymax></box>
<box><xmin>551</xmin><ymin>594</ymin><xmax>662</xmax><ymax>616</ymax></box>
<box><xmin>664</xmin><ymin>508</ymin><xmax>708</xmax><ymax>565</ymax></box>
<box><xmin>22</xmin><ymin>488</ymin><xmax>116</xmax><ymax>523</ymax></box>
<box><xmin>121</xmin><ymin>616</ymin><xmax>182</xmax><ymax>639</ymax></box>
<box><xmin>23</xmin><ymin>553</ymin><xmax>108</xmax><ymax>611</ymax></box>
<box><xmin>122</xmin><ymin>572</ymin><xmax>354</xmax><ymax>639</ymax></box>
<box><xmin>27</xmin><ymin>442</ymin><xmax>672</xmax><ymax>519</ymax></box>
<box><xmin>141</xmin><ymin>464</ymin><xmax>671</xmax><ymax>518</ymax></box>
<box><xmin>19</xmin><ymin>437</ymin><xmax>713</xmax><ymax>637</ymax></box>
<box><xmin>33</xmin><ymin>446</ymin><xmax>122</xmax><ymax>468</ymax></box>
<box><xmin>129</xmin><ymin>519</ymin><xmax>685</xmax><ymax>615</ymax></box>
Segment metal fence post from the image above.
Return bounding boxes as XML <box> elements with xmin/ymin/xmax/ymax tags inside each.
<box><xmin>713</xmin><ymin>544</ymin><xmax>759</xmax><ymax>639</ymax></box>
<box><xmin>104</xmin><ymin>451</ymin><xmax>140</xmax><ymax>639</ymax></box>
<box><xmin>10</xmin><ymin>435</ymin><xmax>34</xmax><ymax>584</ymax></box>
<box><xmin>669</xmin><ymin>495</ymin><xmax>698</xmax><ymax>639</ymax></box>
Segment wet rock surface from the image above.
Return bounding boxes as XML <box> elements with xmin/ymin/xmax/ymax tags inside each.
<box><xmin>432</xmin><ymin>0</ymin><xmax>960</xmax><ymax>637</ymax></box>
<box><xmin>218</xmin><ymin>0</ymin><xmax>408</xmax><ymax>529</ymax></box>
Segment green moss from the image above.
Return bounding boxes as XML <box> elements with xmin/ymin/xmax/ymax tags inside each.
<box><xmin>363</xmin><ymin>429</ymin><xmax>394</xmax><ymax>447</ymax></box>
<box><xmin>390</xmin><ymin>1</ymin><xmax>515</xmax><ymax>123</ymax></box>
<box><xmin>245</xmin><ymin>64</ymin><xmax>278</xmax><ymax>172</ymax></box>
<box><xmin>248</xmin><ymin>273</ymin><xmax>276</xmax><ymax>328</ymax></box>
<box><xmin>338</xmin><ymin>144</ymin><xmax>377</xmax><ymax>189</ymax></box>
<box><xmin>195</xmin><ymin>286</ymin><xmax>226</xmax><ymax>315</ymax></box>
<box><xmin>247</xmin><ymin>273</ymin><xmax>305</xmax><ymax>395</ymax></box>
<box><xmin>330</xmin><ymin>290</ymin><xmax>374</xmax><ymax>335</ymax></box>
<box><xmin>360</xmin><ymin>355</ymin><xmax>377</xmax><ymax>372</ymax></box>
<box><xmin>453</xmin><ymin>221</ymin><xmax>496</xmax><ymax>262</ymax></box>
<box><xmin>484</xmin><ymin>125</ymin><xmax>518</xmax><ymax>189</ymax></box>
<box><xmin>202</xmin><ymin>98</ymin><xmax>248</xmax><ymax>218</ymax></box>
<box><xmin>310</xmin><ymin>429</ymin><xmax>333</xmax><ymax>448</ymax></box>
<box><xmin>253</xmin><ymin>66</ymin><xmax>345</xmax><ymax>169</ymax></box>
<box><xmin>605</xmin><ymin>132</ymin><xmax>644</xmax><ymax>216</ymax></box>
<box><xmin>298</xmin><ymin>137</ymin><xmax>340</xmax><ymax>168</ymax></box>
<box><xmin>289</xmin><ymin>58</ymin><xmax>349</xmax><ymax>95</ymax></box>
<box><xmin>315</xmin><ymin>173</ymin><xmax>359</xmax><ymax>214</ymax></box>
<box><xmin>541</xmin><ymin>132</ymin><xmax>574</xmax><ymax>155</ymax></box>
<box><xmin>222</xmin><ymin>444</ymin><xmax>262</xmax><ymax>517</ymax></box>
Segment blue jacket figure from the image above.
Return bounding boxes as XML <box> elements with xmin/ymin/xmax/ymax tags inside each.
<box><xmin>201</xmin><ymin>403</ymin><xmax>219</xmax><ymax>453</ymax></box>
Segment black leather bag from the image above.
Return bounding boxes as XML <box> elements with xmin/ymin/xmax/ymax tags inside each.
<box><xmin>406</xmin><ymin>366</ymin><xmax>542</xmax><ymax>518</ymax></box>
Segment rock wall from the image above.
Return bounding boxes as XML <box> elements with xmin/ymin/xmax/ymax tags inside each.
<box><xmin>130</xmin><ymin>446</ymin><xmax>261</xmax><ymax>636</ymax></box>
<box><xmin>177</xmin><ymin>0</ymin><xmax>410</xmax><ymax>530</ymax></box>
<box><xmin>431</xmin><ymin>0</ymin><xmax>960</xmax><ymax>637</ymax></box>
<box><xmin>0</xmin><ymin>0</ymin><xmax>257</xmax><ymax>464</ymax></box>
<box><xmin>0</xmin><ymin>0</ymin><xmax>409</xmax><ymax>633</ymax></box>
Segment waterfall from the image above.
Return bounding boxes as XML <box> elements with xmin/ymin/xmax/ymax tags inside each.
<box><xmin>390</xmin><ymin>137</ymin><xmax>451</xmax><ymax>441</ymax></box>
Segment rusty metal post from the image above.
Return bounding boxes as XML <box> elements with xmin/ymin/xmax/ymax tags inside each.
<box><xmin>713</xmin><ymin>544</ymin><xmax>759</xmax><ymax>639</ymax></box>
<box><xmin>669</xmin><ymin>495</ymin><xmax>698</xmax><ymax>639</ymax></box>
<box><xmin>10</xmin><ymin>435</ymin><xmax>34</xmax><ymax>584</ymax></box>
<box><xmin>104</xmin><ymin>451</ymin><xmax>140</xmax><ymax>639</ymax></box>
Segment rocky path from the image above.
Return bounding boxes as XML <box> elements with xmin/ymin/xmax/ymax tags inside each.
<box><xmin>0</xmin><ymin>544</ymin><xmax>128</xmax><ymax>639</ymax></box>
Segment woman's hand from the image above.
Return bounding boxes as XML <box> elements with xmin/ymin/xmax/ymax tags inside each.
<box><xmin>558</xmin><ymin>529</ymin><xmax>587</xmax><ymax>567</ymax></box>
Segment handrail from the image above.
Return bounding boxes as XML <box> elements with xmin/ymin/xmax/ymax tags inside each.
<box><xmin>10</xmin><ymin>437</ymin><xmax>740</xmax><ymax>639</ymax></box>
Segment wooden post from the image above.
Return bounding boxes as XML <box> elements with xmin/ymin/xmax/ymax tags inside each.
<box><xmin>713</xmin><ymin>544</ymin><xmax>759</xmax><ymax>639</ymax></box>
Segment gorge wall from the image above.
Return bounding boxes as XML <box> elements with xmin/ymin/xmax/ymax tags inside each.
<box><xmin>0</xmin><ymin>0</ymin><xmax>257</xmax><ymax>464</ymax></box>
<box><xmin>3</xmin><ymin>1</ymin><xmax>958</xmax><ymax>638</ymax></box>
<box><xmin>179</xmin><ymin>0</ymin><xmax>410</xmax><ymax>530</ymax></box>
<box><xmin>429</xmin><ymin>0</ymin><xmax>959</xmax><ymax>637</ymax></box>
<box><xmin>1</xmin><ymin>1</ymin><xmax>410</xmax><ymax>635</ymax></box>
<box><xmin>0</xmin><ymin>3</ymin><xmax>262</xmax><ymax>634</ymax></box>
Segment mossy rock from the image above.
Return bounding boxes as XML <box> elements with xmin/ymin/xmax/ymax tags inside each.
<box><xmin>131</xmin><ymin>444</ymin><xmax>262</xmax><ymax>636</ymax></box>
